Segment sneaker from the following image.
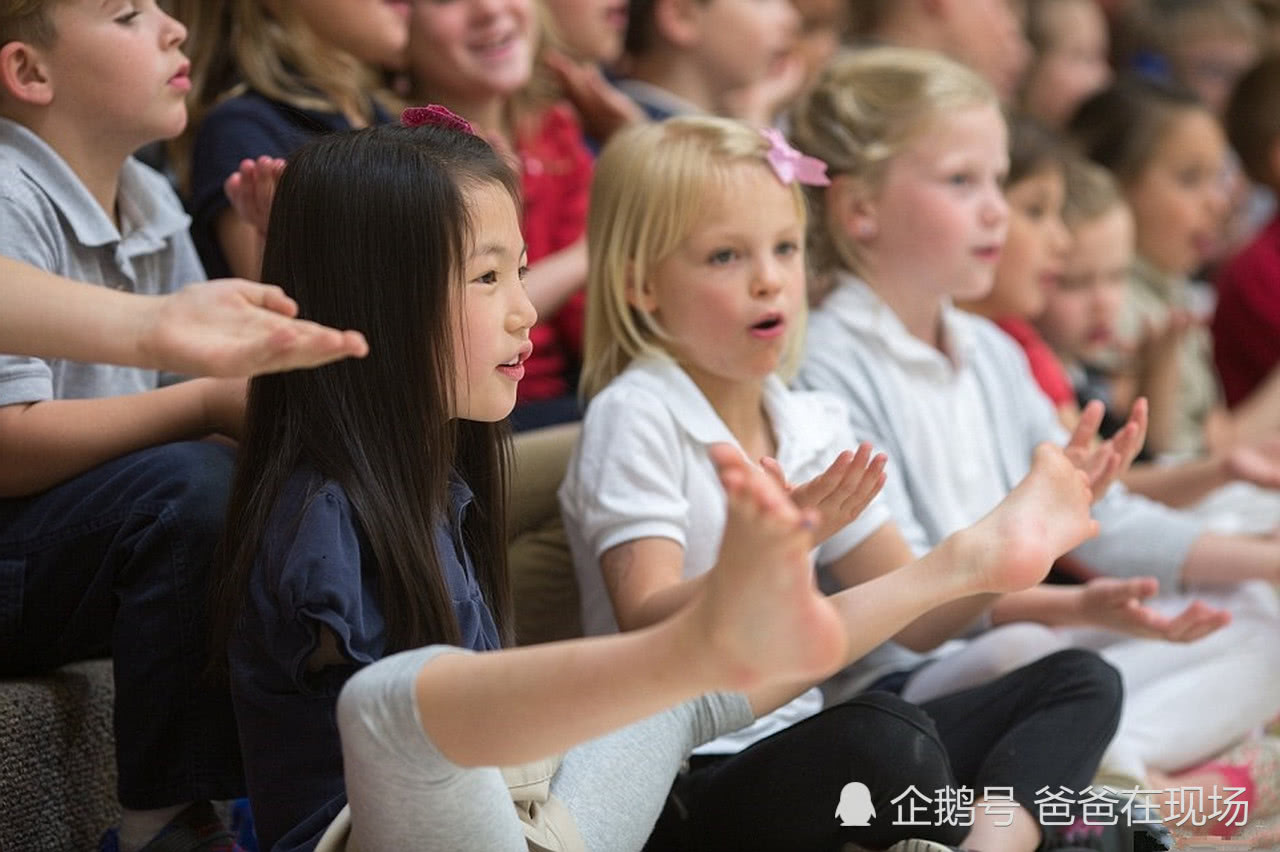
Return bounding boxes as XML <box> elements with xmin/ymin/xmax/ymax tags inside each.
<box><xmin>98</xmin><ymin>802</ymin><xmax>241</xmax><ymax>852</ymax></box>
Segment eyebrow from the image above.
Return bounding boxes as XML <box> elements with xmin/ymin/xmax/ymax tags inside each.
<box><xmin>470</xmin><ymin>242</ymin><xmax>529</xmax><ymax>260</ymax></box>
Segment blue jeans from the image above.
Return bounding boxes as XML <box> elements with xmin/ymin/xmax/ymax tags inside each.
<box><xmin>0</xmin><ymin>441</ymin><xmax>245</xmax><ymax>808</ymax></box>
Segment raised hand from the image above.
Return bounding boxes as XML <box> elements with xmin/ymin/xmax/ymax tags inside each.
<box><xmin>1063</xmin><ymin>397</ymin><xmax>1149</xmax><ymax>501</ymax></box>
<box><xmin>542</xmin><ymin>50</ymin><xmax>646</xmax><ymax>143</ymax></box>
<box><xmin>700</xmin><ymin>444</ymin><xmax>846</xmax><ymax>689</ymax></box>
<box><xmin>759</xmin><ymin>443</ymin><xmax>887</xmax><ymax>545</ymax></box>
<box><xmin>223</xmin><ymin>155</ymin><xmax>287</xmax><ymax>239</ymax></box>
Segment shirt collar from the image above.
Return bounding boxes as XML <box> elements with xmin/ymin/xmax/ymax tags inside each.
<box><xmin>612</xmin><ymin>79</ymin><xmax>708</xmax><ymax>118</ymax></box>
<box><xmin>0</xmin><ymin>118</ymin><xmax>190</xmax><ymax>253</ymax></box>
<box><xmin>446</xmin><ymin>474</ymin><xmax>475</xmax><ymax>527</ymax></box>
<box><xmin>623</xmin><ymin>356</ymin><xmax>841</xmax><ymax>469</ymax></box>
<box><xmin>819</xmin><ymin>270</ymin><xmax>976</xmax><ymax>371</ymax></box>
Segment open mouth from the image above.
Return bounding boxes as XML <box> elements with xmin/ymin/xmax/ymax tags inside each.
<box><xmin>749</xmin><ymin>314</ymin><xmax>786</xmax><ymax>338</ymax></box>
<box><xmin>496</xmin><ymin>342</ymin><xmax>533</xmax><ymax>380</ymax></box>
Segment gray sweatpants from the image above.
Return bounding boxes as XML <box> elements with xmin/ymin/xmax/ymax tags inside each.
<box><xmin>335</xmin><ymin>646</ymin><xmax>754</xmax><ymax>852</ymax></box>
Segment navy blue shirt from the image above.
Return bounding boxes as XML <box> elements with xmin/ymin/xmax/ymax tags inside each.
<box><xmin>228</xmin><ymin>468</ymin><xmax>501</xmax><ymax>852</ymax></box>
<box><xmin>187</xmin><ymin>90</ymin><xmax>392</xmax><ymax>278</ymax></box>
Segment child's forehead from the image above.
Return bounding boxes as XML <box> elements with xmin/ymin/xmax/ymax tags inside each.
<box><xmin>682</xmin><ymin>165</ymin><xmax>803</xmax><ymax>229</ymax></box>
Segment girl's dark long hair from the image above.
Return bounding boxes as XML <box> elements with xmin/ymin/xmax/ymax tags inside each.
<box><xmin>211</xmin><ymin>124</ymin><xmax>520</xmax><ymax>666</ymax></box>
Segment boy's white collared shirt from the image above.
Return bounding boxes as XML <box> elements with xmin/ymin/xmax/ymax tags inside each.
<box><xmin>560</xmin><ymin>355</ymin><xmax>891</xmax><ymax>753</ymax></box>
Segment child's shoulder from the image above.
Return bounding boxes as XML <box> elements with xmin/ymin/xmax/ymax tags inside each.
<box><xmin>584</xmin><ymin>361</ymin><xmax>680</xmax><ymax>428</ymax></box>
<box><xmin>1219</xmin><ymin>213</ymin><xmax>1280</xmax><ymax>289</ymax></box>
<box><xmin>200</xmin><ymin>89</ymin><xmax>349</xmax><ymax>140</ymax></box>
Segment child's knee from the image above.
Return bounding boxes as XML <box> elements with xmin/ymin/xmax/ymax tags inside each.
<box><xmin>1034</xmin><ymin>648</ymin><xmax>1124</xmax><ymax>714</ymax></box>
<box><xmin>824</xmin><ymin>693</ymin><xmax>952</xmax><ymax>788</ymax></box>
<box><xmin>120</xmin><ymin>441</ymin><xmax>236</xmax><ymax>533</ymax></box>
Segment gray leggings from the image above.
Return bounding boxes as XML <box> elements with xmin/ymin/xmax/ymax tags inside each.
<box><xmin>335</xmin><ymin>646</ymin><xmax>754</xmax><ymax>852</ymax></box>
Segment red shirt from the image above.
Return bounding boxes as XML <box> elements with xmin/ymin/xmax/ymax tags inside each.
<box><xmin>1213</xmin><ymin>214</ymin><xmax>1280</xmax><ymax>408</ymax></box>
<box><xmin>995</xmin><ymin>317</ymin><xmax>1077</xmax><ymax>408</ymax></box>
<box><xmin>516</xmin><ymin>105</ymin><xmax>593</xmax><ymax>402</ymax></box>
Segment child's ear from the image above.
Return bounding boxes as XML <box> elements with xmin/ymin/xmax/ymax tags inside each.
<box><xmin>654</xmin><ymin>0</ymin><xmax>705</xmax><ymax>49</ymax></box>
<box><xmin>624</xmin><ymin>264</ymin><xmax>660</xmax><ymax>314</ymax></box>
<box><xmin>826</xmin><ymin>174</ymin><xmax>879</xmax><ymax>244</ymax></box>
<box><xmin>0</xmin><ymin>42</ymin><xmax>54</xmax><ymax>107</ymax></box>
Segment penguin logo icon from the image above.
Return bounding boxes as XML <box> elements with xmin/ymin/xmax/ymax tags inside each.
<box><xmin>835</xmin><ymin>781</ymin><xmax>875</xmax><ymax>826</ymax></box>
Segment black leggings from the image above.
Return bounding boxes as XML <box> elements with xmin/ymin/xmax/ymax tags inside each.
<box><xmin>645</xmin><ymin>649</ymin><xmax>1122</xmax><ymax>852</ymax></box>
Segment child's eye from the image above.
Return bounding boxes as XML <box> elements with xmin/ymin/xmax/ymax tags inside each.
<box><xmin>1176</xmin><ymin>168</ymin><xmax>1208</xmax><ymax>188</ymax></box>
<box><xmin>472</xmin><ymin>270</ymin><xmax>498</xmax><ymax>285</ymax></box>
<box><xmin>518</xmin><ymin>265</ymin><xmax>530</xmax><ymax>281</ymax></box>
<box><xmin>776</xmin><ymin>240</ymin><xmax>799</xmax><ymax>257</ymax></box>
<box><xmin>115</xmin><ymin>9</ymin><xmax>141</xmax><ymax>24</ymax></box>
<box><xmin>708</xmin><ymin>248</ymin><xmax>737</xmax><ymax>265</ymax></box>
<box><xmin>948</xmin><ymin>172</ymin><xmax>975</xmax><ymax>187</ymax></box>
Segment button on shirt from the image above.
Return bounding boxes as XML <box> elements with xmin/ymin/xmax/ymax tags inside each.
<box><xmin>0</xmin><ymin>117</ymin><xmax>204</xmax><ymax>405</ymax></box>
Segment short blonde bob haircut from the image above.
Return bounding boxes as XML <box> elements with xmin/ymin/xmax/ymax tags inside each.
<box><xmin>788</xmin><ymin>47</ymin><xmax>997</xmax><ymax>281</ymax></box>
<box><xmin>581</xmin><ymin>115</ymin><xmax>809</xmax><ymax>401</ymax></box>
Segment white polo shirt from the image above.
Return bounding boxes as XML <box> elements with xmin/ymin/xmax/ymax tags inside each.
<box><xmin>559</xmin><ymin>355</ymin><xmax>891</xmax><ymax>753</ymax></box>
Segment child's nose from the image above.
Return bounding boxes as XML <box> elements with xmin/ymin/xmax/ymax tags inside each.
<box><xmin>508</xmin><ymin>285</ymin><xmax>537</xmax><ymax>332</ymax></box>
<box><xmin>162</xmin><ymin>9</ymin><xmax>188</xmax><ymax>48</ymax></box>
<box><xmin>752</xmin><ymin>260</ymin><xmax>784</xmax><ymax>296</ymax></box>
<box><xmin>982</xmin><ymin>190</ymin><xmax>1009</xmax><ymax>228</ymax></box>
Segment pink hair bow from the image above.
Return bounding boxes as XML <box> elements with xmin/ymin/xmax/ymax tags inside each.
<box><xmin>401</xmin><ymin>104</ymin><xmax>476</xmax><ymax>135</ymax></box>
<box><xmin>761</xmin><ymin>127</ymin><xmax>831</xmax><ymax>187</ymax></box>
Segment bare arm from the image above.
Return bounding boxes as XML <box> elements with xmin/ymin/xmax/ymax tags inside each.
<box><xmin>1120</xmin><ymin>457</ymin><xmax>1229</xmax><ymax>507</ymax></box>
<box><xmin>990</xmin><ymin>578</ymin><xmax>1229</xmax><ymax>642</ymax></box>
<box><xmin>1225</xmin><ymin>361</ymin><xmax>1280</xmax><ymax>446</ymax></box>
<box><xmin>600</xmin><ymin>537</ymin><xmax>708</xmax><ymax>631</ymax></box>
<box><xmin>1181</xmin><ymin>531</ymin><xmax>1280</xmax><ymax>585</ymax></box>
<box><xmin>215</xmin><ymin>208</ymin><xmax>265</xmax><ymax>281</ymax></box>
<box><xmin>416</xmin><ymin>447</ymin><xmax>844</xmax><ymax>766</ymax></box>
<box><xmin>413</xmin><ymin>442</ymin><xmax>1100</xmax><ymax>767</ymax></box>
<box><xmin>0</xmin><ymin>378</ymin><xmax>242</xmax><ymax>497</ymax></box>
<box><xmin>824</xmin><ymin>523</ymin><xmax>997</xmax><ymax>653</ymax></box>
<box><xmin>0</xmin><ymin>258</ymin><xmax>367</xmax><ymax>376</ymax></box>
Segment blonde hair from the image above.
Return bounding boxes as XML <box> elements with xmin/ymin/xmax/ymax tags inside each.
<box><xmin>788</xmin><ymin>47</ymin><xmax>997</xmax><ymax>281</ymax></box>
<box><xmin>1061</xmin><ymin>154</ymin><xmax>1125</xmax><ymax>229</ymax></box>
<box><xmin>582</xmin><ymin>116</ymin><xmax>808</xmax><ymax>400</ymax></box>
<box><xmin>168</xmin><ymin>0</ymin><xmax>385</xmax><ymax>192</ymax></box>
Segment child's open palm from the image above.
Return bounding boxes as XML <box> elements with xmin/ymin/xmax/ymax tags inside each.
<box><xmin>1075</xmin><ymin>576</ymin><xmax>1231</xmax><ymax>642</ymax></box>
<box><xmin>759</xmin><ymin>443</ymin><xmax>887</xmax><ymax>545</ymax></box>
<box><xmin>1063</xmin><ymin>397</ymin><xmax>1149</xmax><ymax>501</ymax></box>
<box><xmin>224</xmin><ymin>155</ymin><xmax>287</xmax><ymax>239</ymax></box>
